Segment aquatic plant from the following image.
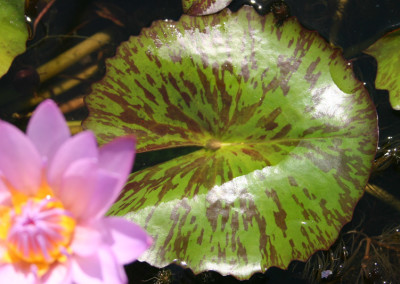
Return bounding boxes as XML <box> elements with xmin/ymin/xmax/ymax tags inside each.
<box><xmin>297</xmin><ymin>224</ymin><xmax>400</xmax><ymax>283</ymax></box>
<box><xmin>1</xmin><ymin>0</ymin><xmax>399</xmax><ymax>282</ymax></box>
<box><xmin>0</xmin><ymin>0</ymin><xmax>27</xmax><ymax>77</ymax></box>
<box><xmin>84</xmin><ymin>6</ymin><xmax>377</xmax><ymax>278</ymax></box>
<box><xmin>364</xmin><ymin>28</ymin><xmax>400</xmax><ymax>110</ymax></box>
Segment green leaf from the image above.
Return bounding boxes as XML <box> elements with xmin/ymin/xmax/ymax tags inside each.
<box><xmin>84</xmin><ymin>7</ymin><xmax>377</xmax><ymax>278</ymax></box>
<box><xmin>364</xmin><ymin>29</ymin><xmax>400</xmax><ymax>110</ymax></box>
<box><xmin>0</xmin><ymin>0</ymin><xmax>28</xmax><ymax>78</ymax></box>
<box><xmin>182</xmin><ymin>0</ymin><xmax>232</xmax><ymax>15</ymax></box>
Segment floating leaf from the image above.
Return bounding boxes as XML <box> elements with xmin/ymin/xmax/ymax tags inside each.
<box><xmin>364</xmin><ymin>28</ymin><xmax>400</xmax><ymax>110</ymax></box>
<box><xmin>182</xmin><ymin>0</ymin><xmax>232</xmax><ymax>15</ymax></box>
<box><xmin>0</xmin><ymin>0</ymin><xmax>28</xmax><ymax>78</ymax></box>
<box><xmin>84</xmin><ymin>7</ymin><xmax>377</xmax><ymax>278</ymax></box>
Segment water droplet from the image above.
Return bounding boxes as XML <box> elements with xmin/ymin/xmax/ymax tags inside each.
<box><xmin>321</xmin><ymin>270</ymin><xmax>332</xmax><ymax>278</ymax></box>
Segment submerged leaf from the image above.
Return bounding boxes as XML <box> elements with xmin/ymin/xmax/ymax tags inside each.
<box><xmin>364</xmin><ymin>28</ymin><xmax>400</xmax><ymax>110</ymax></box>
<box><xmin>84</xmin><ymin>7</ymin><xmax>377</xmax><ymax>278</ymax></box>
<box><xmin>0</xmin><ymin>0</ymin><xmax>28</xmax><ymax>78</ymax></box>
<box><xmin>182</xmin><ymin>0</ymin><xmax>232</xmax><ymax>15</ymax></box>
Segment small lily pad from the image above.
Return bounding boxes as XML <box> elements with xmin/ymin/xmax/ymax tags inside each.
<box><xmin>0</xmin><ymin>0</ymin><xmax>28</xmax><ymax>78</ymax></box>
<box><xmin>182</xmin><ymin>0</ymin><xmax>232</xmax><ymax>15</ymax></box>
<box><xmin>84</xmin><ymin>7</ymin><xmax>377</xmax><ymax>278</ymax></box>
<box><xmin>364</xmin><ymin>28</ymin><xmax>400</xmax><ymax>110</ymax></box>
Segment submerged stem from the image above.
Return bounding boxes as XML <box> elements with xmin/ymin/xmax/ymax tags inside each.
<box><xmin>67</xmin><ymin>121</ymin><xmax>82</xmax><ymax>135</ymax></box>
<box><xmin>37</xmin><ymin>30</ymin><xmax>111</xmax><ymax>83</ymax></box>
<box><xmin>365</xmin><ymin>183</ymin><xmax>400</xmax><ymax>212</ymax></box>
<box><xmin>8</xmin><ymin>65</ymin><xmax>98</xmax><ymax>114</ymax></box>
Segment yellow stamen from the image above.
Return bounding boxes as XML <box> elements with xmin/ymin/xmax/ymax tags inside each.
<box><xmin>0</xmin><ymin>177</ymin><xmax>75</xmax><ymax>277</ymax></box>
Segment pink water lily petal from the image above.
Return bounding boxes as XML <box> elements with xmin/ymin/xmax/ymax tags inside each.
<box><xmin>0</xmin><ymin>178</ymin><xmax>11</xmax><ymax>205</ymax></box>
<box><xmin>98</xmin><ymin>136</ymin><xmax>136</xmax><ymax>199</ymax></box>
<box><xmin>58</xmin><ymin>158</ymin><xmax>98</xmax><ymax>218</ymax></box>
<box><xmin>42</xmin><ymin>262</ymin><xmax>71</xmax><ymax>284</ymax></box>
<box><xmin>103</xmin><ymin>217</ymin><xmax>153</xmax><ymax>264</ymax></box>
<box><xmin>70</xmin><ymin>224</ymin><xmax>102</xmax><ymax>257</ymax></box>
<box><xmin>47</xmin><ymin>131</ymin><xmax>98</xmax><ymax>191</ymax></box>
<box><xmin>0</xmin><ymin>99</ymin><xmax>150</xmax><ymax>283</ymax></box>
<box><xmin>0</xmin><ymin>241</ymin><xmax>6</xmax><ymax>259</ymax></box>
<box><xmin>82</xmin><ymin>169</ymin><xmax>120</xmax><ymax>220</ymax></box>
<box><xmin>27</xmin><ymin>100</ymin><xmax>70</xmax><ymax>164</ymax></box>
<box><xmin>71</xmin><ymin>246</ymin><xmax>127</xmax><ymax>284</ymax></box>
<box><xmin>61</xmin><ymin>160</ymin><xmax>119</xmax><ymax>221</ymax></box>
<box><xmin>0</xmin><ymin>264</ymin><xmax>36</xmax><ymax>283</ymax></box>
<box><xmin>0</xmin><ymin>121</ymin><xmax>42</xmax><ymax>195</ymax></box>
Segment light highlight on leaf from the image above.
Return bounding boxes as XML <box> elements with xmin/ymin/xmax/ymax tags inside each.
<box><xmin>182</xmin><ymin>0</ymin><xmax>232</xmax><ymax>15</ymax></box>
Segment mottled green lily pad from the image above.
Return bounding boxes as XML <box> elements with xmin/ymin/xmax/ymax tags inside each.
<box><xmin>364</xmin><ymin>28</ymin><xmax>400</xmax><ymax>110</ymax></box>
<box><xmin>0</xmin><ymin>0</ymin><xmax>28</xmax><ymax>78</ymax></box>
<box><xmin>84</xmin><ymin>7</ymin><xmax>377</xmax><ymax>278</ymax></box>
<box><xmin>182</xmin><ymin>0</ymin><xmax>232</xmax><ymax>15</ymax></box>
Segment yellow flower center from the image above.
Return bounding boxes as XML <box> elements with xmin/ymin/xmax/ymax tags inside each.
<box><xmin>6</xmin><ymin>197</ymin><xmax>75</xmax><ymax>264</ymax></box>
<box><xmin>0</xmin><ymin>181</ymin><xmax>75</xmax><ymax>275</ymax></box>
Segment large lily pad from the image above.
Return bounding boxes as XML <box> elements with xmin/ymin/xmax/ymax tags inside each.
<box><xmin>0</xmin><ymin>0</ymin><xmax>28</xmax><ymax>78</ymax></box>
<box><xmin>364</xmin><ymin>28</ymin><xmax>400</xmax><ymax>110</ymax></box>
<box><xmin>182</xmin><ymin>0</ymin><xmax>232</xmax><ymax>15</ymax></box>
<box><xmin>84</xmin><ymin>7</ymin><xmax>377</xmax><ymax>278</ymax></box>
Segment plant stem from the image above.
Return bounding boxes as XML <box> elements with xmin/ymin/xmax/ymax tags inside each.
<box><xmin>6</xmin><ymin>65</ymin><xmax>98</xmax><ymax>114</ymax></box>
<box><xmin>365</xmin><ymin>183</ymin><xmax>400</xmax><ymax>212</ymax></box>
<box><xmin>67</xmin><ymin>121</ymin><xmax>83</xmax><ymax>135</ymax></box>
<box><xmin>37</xmin><ymin>30</ymin><xmax>111</xmax><ymax>83</ymax></box>
<box><xmin>59</xmin><ymin>96</ymin><xmax>84</xmax><ymax>114</ymax></box>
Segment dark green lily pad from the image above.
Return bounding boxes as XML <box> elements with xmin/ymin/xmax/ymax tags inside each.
<box><xmin>182</xmin><ymin>0</ymin><xmax>232</xmax><ymax>15</ymax></box>
<box><xmin>0</xmin><ymin>0</ymin><xmax>28</xmax><ymax>78</ymax></box>
<box><xmin>84</xmin><ymin>7</ymin><xmax>377</xmax><ymax>278</ymax></box>
<box><xmin>364</xmin><ymin>28</ymin><xmax>400</xmax><ymax>110</ymax></box>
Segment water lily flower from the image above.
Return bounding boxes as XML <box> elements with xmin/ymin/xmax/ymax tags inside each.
<box><xmin>0</xmin><ymin>100</ymin><xmax>152</xmax><ymax>283</ymax></box>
